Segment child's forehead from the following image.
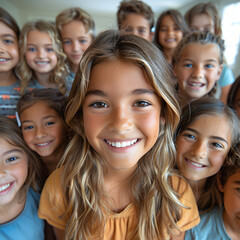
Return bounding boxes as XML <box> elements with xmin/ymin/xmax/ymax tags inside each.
<box><xmin>180</xmin><ymin>43</ymin><xmax>221</xmax><ymax>59</ymax></box>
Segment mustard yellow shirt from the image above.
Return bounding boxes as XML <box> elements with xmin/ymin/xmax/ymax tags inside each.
<box><xmin>39</xmin><ymin>168</ymin><xmax>199</xmax><ymax>239</ymax></box>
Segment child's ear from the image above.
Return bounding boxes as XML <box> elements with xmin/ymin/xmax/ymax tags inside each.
<box><xmin>216</xmin><ymin>64</ymin><xmax>223</xmax><ymax>80</ymax></box>
<box><xmin>217</xmin><ymin>171</ymin><xmax>224</xmax><ymax>192</ymax></box>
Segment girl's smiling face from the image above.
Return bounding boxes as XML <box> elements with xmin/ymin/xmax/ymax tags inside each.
<box><xmin>83</xmin><ymin>60</ymin><xmax>163</xmax><ymax>173</ymax></box>
<box><xmin>175</xmin><ymin>114</ymin><xmax>231</xmax><ymax>183</ymax></box>
<box><xmin>25</xmin><ymin>30</ymin><xmax>57</xmax><ymax>75</ymax></box>
<box><xmin>158</xmin><ymin>15</ymin><xmax>183</xmax><ymax>51</ymax></box>
<box><xmin>0</xmin><ymin>21</ymin><xmax>19</xmax><ymax>73</ymax></box>
<box><xmin>0</xmin><ymin>138</ymin><xmax>28</xmax><ymax>207</ymax></box>
<box><xmin>173</xmin><ymin>43</ymin><xmax>222</xmax><ymax>102</ymax></box>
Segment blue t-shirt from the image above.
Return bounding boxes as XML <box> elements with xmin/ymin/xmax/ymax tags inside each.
<box><xmin>0</xmin><ymin>188</ymin><xmax>45</xmax><ymax>240</ymax></box>
<box><xmin>218</xmin><ymin>64</ymin><xmax>235</xmax><ymax>87</ymax></box>
<box><xmin>185</xmin><ymin>207</ymin><xmax>231</xmax><ymax>240</ymax></box>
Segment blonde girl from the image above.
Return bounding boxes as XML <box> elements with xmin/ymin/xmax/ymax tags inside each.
<box><xmin>184</xmin><ymin>2</ymin><xmax>235</xmax><ymax>104</ymax></box>
<box><xmin>38</xmin><ymin>30</ymin><xmax>199</xmax><ymax>240</ymax></box>
<box><xmin>172</xmin><ymin>31</ymin><xmax>224</xmax><ymax>107</ymax></box>
<box><xmin>0</xmin><ymin>116</ymin><xmax>46</xmax><ymax>239</ymax></box>
<box><xmin>153</xmin><ymin>9</ymin><xmax>189</xmax><ymax>65</ymax></box>
<box><xmin>0</xmin><ymin>7</ymin><xmax>21</xmax><ymax>118</ymax></box>
<box><xmin>17</xmin><ymin>20</ymin><xmax>69</xmax><ymax>95</ymax></box>
<box><xmin>175</xmin><ymin>97</ymin><xmax>240</xmax><ymax>212</ymax></box>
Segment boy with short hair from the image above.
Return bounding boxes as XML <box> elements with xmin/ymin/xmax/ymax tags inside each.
<box><xmin>56</xmin><ymin>7</ymin><xmax>95</xmax><ymax>75</ymax></box>
<box><xmin>117</xmin><ymin>0</ymin><xmax>154</xmax><ymax>41</ymax></box>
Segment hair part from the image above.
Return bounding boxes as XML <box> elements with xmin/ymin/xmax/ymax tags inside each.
<box><xmin>56</xmin><ymin>7</ymin><xmax>95</xmax><ymax>38</ymax></box>
<box><xmin>153</xmin><ymin>9</ymin><xmax>189</xmax><ymax>51</ymax></box>
<box><xmin>16</xmin><ymin>20</ymin><xmax>68</xmax><ymax>94</ymax></box>
<box><xmin>184</xmin><ymin>2</ymin><xmax>222</xmax><ymax>36</ymax></box>
<box><xmin>117</xmin><ymin>0</ymin><xmax>154</xmax><ymax>30</ymax></box>
<box><xmin>60</xmin><ymin>29</ymin><xmax>186</xmax><ymax>239</ymax></box>
<box><xmin>0</xmin><ymin>7</ymin><xmax>20</xmax><ymax>39</ymax></box>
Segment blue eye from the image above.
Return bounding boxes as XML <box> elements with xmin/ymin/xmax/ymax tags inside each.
<box><xmin>23</xmin><ymin>125</ymin><xmax>34</xmax><ymax>130</ymax></box>
<box><xmin>4</xmin><ymin>39</ymin><xmax>14</xmax><ymax>44</ymax></box>
<box><xmin>6</xmin><ymin>156</ymin><xmax>18</xmax><ymax>162</ymax></box>
<box><xmin>63</xmin><ymin>40</ymin><xmax>71</xmax><ymax>45</ymax></box>
<box><xmin>90</xmin><ymin>101</ymin><xmax>108</xmax><ymax>108</ymax></box>
<box><xmin>46</xmin><ymin>48</ymin><xmax>54</xmax><ymax>52</ymax></box>
<box><xmin>205</xmin><ymin>64</ymin><xmax>214</xmax><ymax>69</ymax></box>
<box><xmin>184</xmin><ymin>63</ymin><xmax>193</xmax><ymax>68</ymax></box>
<box><xmin>79</xmin><ymin>39</ymin><xmax>88</xmax><ymax>44</ymax></box>
<box><xmin>134</xmin><ymin>100</ymin><xmax>151</xmax><ymax>107</ymax></box>
<box><xmin>46</xmin><ymin>121</ymin><xmax>55</xmax><ymax>126</ymax></box>
<box><xmin>184</xmin><ymin>134</ymin><xmax>196</xmax><ymax>140</ymax></box>
<box><xmin>211</xmin><ymin>142</ymin><xmax>223</xmax><ymax>148</ymax></box>
<box><xmin>28</xmin><ymin>48</ymin><xmax>36</xmax><ymax>52</ymax></box>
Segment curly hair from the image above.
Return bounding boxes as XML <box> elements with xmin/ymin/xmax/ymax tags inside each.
<box><xmin>17</xmin><ymin>20</ymin><xmax>68</xmax><ymax>95</ymax></box>
<box><xmin>57</xmin><ymin>30</ymin><xmax>190</xmax><ymax>240</ymax></box>
<box><xmin>227</xmin><ymin>75</ymin><xmax>240</xmax><ymax>114</ymax></box>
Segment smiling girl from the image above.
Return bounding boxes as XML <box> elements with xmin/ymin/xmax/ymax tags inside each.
<box><xmin>17</xmin><ymin>88</ymin><xmax>68</xmax><ymax>175</ymax></box>
<box><xmin>38</xmin><ymin>30</ymin><xmax>199</xmax><ymax>240</ymax></box>
<box><xmin>175</xmin><ymin>98</ymin><xmax>240</xmax><ymax>211</ymax></box>
<box><xmin>173</xmin><ymin>31</ymin><xmax>224</xmax><ymax>107</ymax></box>
<box><xmin>0</xmin><ymin>116</ymin><xmax>46</xmax><ymax>239</ymax></box>
<box><xmin>17</xmin><ymin>20</ymin><xmax>69</xmax><ymax>95</ymax></box>
<box><xmin>0</xmin><ymin>8</ymin><xmax>21</xmax><ymax>118</ymax></box>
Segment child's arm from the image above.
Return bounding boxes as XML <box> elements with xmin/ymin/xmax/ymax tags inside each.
<box><xmin>53</xmin><ymin>227</ymin><xmax>65</xmax><ymax>240</ymax></box>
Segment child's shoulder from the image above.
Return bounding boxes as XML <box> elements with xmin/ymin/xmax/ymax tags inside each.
<box><xmin>185</xmin><ymin>207</ymin><xmax>231</xmax><ymax>240</ymax></box>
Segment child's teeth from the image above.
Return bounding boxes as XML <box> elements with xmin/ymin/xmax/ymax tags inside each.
<box><xmin>0</xmin><ymin>183</ymin><xmax>10</xmax><ymax>192</ymax></box>
<box><xmin>106</xmin><ymin>139</ymin><xmax>138</xmax><ymax>148</ymax></box>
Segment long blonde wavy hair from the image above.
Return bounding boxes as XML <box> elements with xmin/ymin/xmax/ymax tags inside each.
<box><xmin>17</xmin><ymin>20</ymin><xmax>68</xmax><ymax>94</ymax></box>
<box><xmin>60</xmin><ymin>30</ymin><xmax>185</xmax><ymax>239</ymax></box>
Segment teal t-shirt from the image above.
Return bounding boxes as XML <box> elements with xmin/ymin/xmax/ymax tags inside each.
<box><xmin>0</xmin><ymin>188</ymin><xmax>44</xmax><ymax>240</ymax></box>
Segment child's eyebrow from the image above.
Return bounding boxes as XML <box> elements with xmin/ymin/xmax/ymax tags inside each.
<box><xmin>3</xmin><ymin>149</ymin><xmax>24</xmax><ymax>156</ymax></box>
<box><xmin>184</xmin><ymin>127</ymin><xmax>228</xmax><ymax>144</ymax></box>
<box><xmin>21</xmin><ymin>115</ymin><xmax>57</xmax><ymax>123</ymax></box>
<box><xmin>86</xmin><ymin>89</ymin><xmax>155</xmax><ymax>97</ymax></box>
<box><xmin>0</xmin><ymin>34</ymin><xmax>15</xmax><ymax>39</ymax></box>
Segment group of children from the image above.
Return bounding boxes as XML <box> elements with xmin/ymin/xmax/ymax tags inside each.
<box><xmin>0</xmin><ymin>0</ymin><xmax>240</xmax><ymax>239</ymax></box>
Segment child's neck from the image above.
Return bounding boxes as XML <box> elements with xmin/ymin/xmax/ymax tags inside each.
<box><xmin>162</xmin><ymin>48</ymin><xmax>175</xmax><ymax>64</ymax></box>
<box><xmin>103</xmin><ymin>168</ymin><xmax>135</xmax><ymax>213</ymax></box>
<box><xmin>188</xmin><ymin>178</ymin><xmax>206</xmax><ymax>201</ymax></box>
<box><xmin>0</xmin><ymin>71</ymin><xmax>18</xmax><ymax>86</ymax></box>
<box><xmin>70</xmin><ymin>64</ymin><xmax>78</xmax><ymax>74</ymax></box>
<box><xmin>35</xmin><ymin>72</ymin><xmax>57</xmax><ymax>88</ymax></box>
<box><xmin>0</xmin><ymin>189</ymin><xmax>26</xmax><ymax>224</ymax></box>
<box><xmin>41</xmin><ymin>146</ymin><xmax>65</xmax><ymax>174</ymax></box>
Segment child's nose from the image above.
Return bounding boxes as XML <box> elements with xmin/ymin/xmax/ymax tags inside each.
<box><xmin>73</xmin><ymin>41</ymin><xmax>81</xmax><ymax>52</ymax></box>
<box><xmin>109</xmin><ymin>107</ymin><xmax>133</xmax><ymax>134</ymax></box>
<box><xmin>35</xmin><ymin>126</ymin><xmax>47</xmax><ymax>139</ymax></box>
<box><xmin>190</xmin><ymin>141</ymin><xmax>207</xmax><ymax>159</ymax></box>
<box><xmin>37</xmin><ymin>48</ymin><xmax>47</xmax><ymax>58</ymax></box>
<box><xmin>192</xmin><ymin>65</ymin><xmax>204</xmax><ymax>78</ymax></box>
